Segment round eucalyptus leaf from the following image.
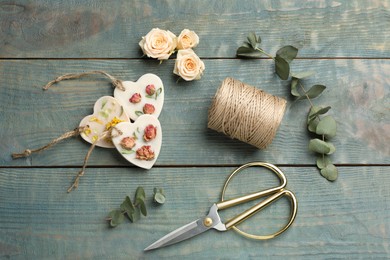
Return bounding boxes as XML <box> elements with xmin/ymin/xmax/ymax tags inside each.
<box><xmin>320</xmin><ymin>164</ymin><xmax>338</xmax><ymax>181</ymax></box>
<box><xmin>309</xmin><ymin>138</ymin><xmax>331</xmax><ymax>154</ymax></box>
<box><xmin>276</xmin><ymin>45</ymin><xmax>298</xmax><ymax>62</ymax></box>
<box><xmin>108</xmin><ymin>209</ymin><xmax>124</xmax><ymax>227</ymax></box>
<box><xmin>275</xmin><ymin>55</ymin><xmax>290</xmax><ymax>80</ymax></box>
<box><xmin>316</xmin><ymin>155</ymin><xmax>332</xmax><ymax>169</ymax></box>
<box><xmin>291</xmin><ymin>78</ymin><xmax>300</xmax><ymax>97</ymax></box>
<box><xmin>154</xmin><ymin>193</ymin><xmax>166</xmax><ymax>204</ymax></box>
<box><xmin>316</xmin><ymin>115</ymin><xmax>337</xmax><ymax>139</ymax></box>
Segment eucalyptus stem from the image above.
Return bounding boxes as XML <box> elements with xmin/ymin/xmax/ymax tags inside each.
<box><xmin>255</xmin><ymin>47</ymin><xmax>275</xmax><ymax>60</ymax></box>
<box><xmin>299</xmin><ymin>82</ymin><xmax>314</xmax><ymax>107</ymax></box>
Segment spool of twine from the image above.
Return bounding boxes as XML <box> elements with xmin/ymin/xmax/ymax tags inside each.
<box><xmin>207</xmin><ymin>77</ymin><xmax>286</xmax><ymax>149</ymax></box>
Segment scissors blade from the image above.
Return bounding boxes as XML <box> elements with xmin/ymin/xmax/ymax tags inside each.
<box><xmin>144</xmin><ymin>218</ymin><xmax>210</xmax><ymax>251</ymax></box>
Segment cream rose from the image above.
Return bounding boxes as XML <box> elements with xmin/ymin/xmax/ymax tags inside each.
<box><xmin>173</xmin><ymin>49</ymin><xmax>205</xmax><ymax>81</ymax></box>
<box><xmin>177</xmin><ymin>29</ymin><xmax>199</xmax><ymax>50</ymax></box>
<box><xmin>139</xmin><ymin>28</ymin><xmax>177</xmax><ymax>60</ymax></box>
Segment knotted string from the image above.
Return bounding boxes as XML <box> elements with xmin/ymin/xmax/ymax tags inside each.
<box><xmin>208</xmin><ymin>77</ymin><xmax>286</xmax><ymax>149</ymax></box>
<box><xmin>42</xmin><ymin>70</ymin><xmax>125</xmax><ymax>91</ymax></box>
<box><xmin>12</xmin><ymin>126</ymin><xmax>89</xmax><ymax>159</ymax></box>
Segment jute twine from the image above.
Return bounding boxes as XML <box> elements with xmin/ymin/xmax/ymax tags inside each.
<box><xmin>42</xmin><ymin>70</ymin><xmax>125</xmax><ymax>91</ymax></box>
<box><xmin>207</xmin><ymin>77</ymin><xmax>286</xmax><ymax>149</ymax></box>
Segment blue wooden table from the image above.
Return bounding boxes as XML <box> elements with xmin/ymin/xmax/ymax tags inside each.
<box><xmin>1</xmin><ymin>1</ymin><xmax>389</xmax><ymax>259</ymax></box>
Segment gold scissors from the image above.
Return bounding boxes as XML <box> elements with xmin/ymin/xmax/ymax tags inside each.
<box><xmin>144</xmin><ymin>162</ymin><xmax>298</xmax><ymax>251</ymax></box>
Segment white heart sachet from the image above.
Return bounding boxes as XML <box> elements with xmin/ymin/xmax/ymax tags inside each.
<box><xmin>114</xmin><ymin>73</ymin><xmax>164</xmax><ymax>121</ymax></box>
<box><xmin>79</xmin><ymin>96</ymin><xmax>130</xmax><ymax>148</ymax></box>
<box><xmin>111</xmin><ymin>115</ymin><xmax>162</xmax><ymax>169</ymax></box>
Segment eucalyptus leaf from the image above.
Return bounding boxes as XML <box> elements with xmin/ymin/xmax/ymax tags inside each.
<box><xmin>120</xmin><ymin>196</ymin><xmax>135</xmax><ymax>217</ymax></box>
<box><xmin>135</xmin><ymin>187</ymin><xmax>146</xmax><ymax>201</ymax></box>
<box><xmin>276</xmin><ymin>45</ymin><xmax>298</xmax><ymax>63</ymax></box>
<box><xmin>291</xmin><ymin>78</ymin><xmax>300</xmax><ymax>97</ymax></box>
<box><xmin>136</xmin><ymin>199</ymin><xmax>147</xmax><ymax>216</ymax></box>
<box><xmin>275</xmin><ymin>55</ymin><xmax>290</xmax><ymax>80</ymax></box>
<box><xmin>326</xmin><ymin>142</ymin><xmax>336</xmax><ymax>155</ymax></box>
<box><xmin>236</xmin><ymin>46</ymin><xmax>263</xmax><ymax>58</ymax></box>
<box><xmin>320</xmin><ymin>164</ymin><xmax>338</xmax><ymax>181</ymax></box>
<box><xmin>308</xmin><ymin>106</ymin><xmax>331</xmax><ymax>121</ymax></box>
<box><xmin>154</xmin><ymin>192</ymin><xmax>166</xmax><ymax>204</ymax></box>
<box><xmin>297</xmin><ymin>84</ymin><xmax>326</xmax><ymax>101</ymax></box>
<box><xmin>108</xmin><ymin>209</ymin><xmax>124</xmax><ymax>227</ymax></box>
<box><xmin>316</xmin><ymin>155</ymin><xmax>332</xmax><ymax>169</ymax></box>
<box><xmin>308</xmin><ymin>138</ymin><xmax>331</xmax><ymax>154</ymax></box>
<box><xmin>308</xmin><ymin>118</ymin><xmax>320</xmax><ymax>133</ymax></box>
<box><xmin>129</xmin><ymin>208</ymin><xmax>141</xmax><ymax>223</ymax></box>
<box><xmin>247</xmin><ymin>32</ymin><xmax>259</xmax><ymax>49</ymax></box>
<box><xmin>291</xmin><ymin>71</ymin><xmax>316</xmax><ymax>79</ymax></box>
<box><xmin>316</xmin><ymin>115</ymin><xmax>337</xmax><ymax>139</ymax></box>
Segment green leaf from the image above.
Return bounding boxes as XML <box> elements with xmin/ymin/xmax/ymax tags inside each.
<box><xmin>297</xmin><ymin>85</ymin><xmax>326</xmax><ymax>100</ymax></box>
<box><xmin>308</xmin><ymin>138</ymin><xmax>331</xmax><ymax>154</ymax></box>
<box><xmin>308</xmin><ymin>106</ymin><xmax>331</xmax><ymax>121</ymax></box>
<box><xmin>135</xmin><ymin>111</ymin><xmax>144</xmax><ymax>116</ymax></box>
<box><xmin>276</xmin><ymin>45</ymin><xmax>298</xmax><ymax>63</ymax></box>
<box><xmin>129</xmin><ymin>208</ymin><xmax>141</xmax><ymax>223</ymax></box>
<box><xmin>135</xmin><ymin>187</ymin><xmax>146</xmax><ymax>202</ymax></box>
<box><xmin>326</xmin><ymin>142</ymin><xmax>336</xmax><ymax>155</ymax></box>
<box><xmin>291</xmin><ymin>71</ymin><xmax>316</xmax><ymax>79</ymax></box>
<box><xmin>290</xmin><ymin>78</ymin><xmax>300</xmax><ymax>97</ymax></box>
<box><xmin>316</xmin><ymin>155</ymin><xmax>332</xmax><ymax>169</ymax></box>
<box><xmin>137</xmin><ymin>199</ymin><xmax>147</xmax><ymax>216</ymax></box>
<box><xmin>320</xmin><ymin>164</ymin><xmax>338</xmax><ymax>181</ymax></box>
<box><xmin>154</xmin><ymin>192</ymin><xmax>166</xmax><ymax>204</ymax></box>
<box><xmin>108</xmin><ymin>209</ymin><xmax>124</xmax><ymax>227</ymax></box>
<box><xmin>121</xmin><ymin>150</ymin><xmax>134</xmax><ymax>154</ymax></box>
<box><xmin>308</xmin><ymin>118</ymin><xmax>320</xmax><ymax>133</ymax></box>
<box><xmin>247</xmin><ymin>32</ymin><xmax>259</xmax><ymax>49</ymax></box>
<box><xmin>316</xmin><ymin>115</ymin><xmax>337</xmax><ymax>139</ymax></box>
<box><xmin>236</xmin><ymin>46</ymin><xmax>263</xmax><ymax>58</ymax></box>
<box><xmin>275</xmin><ymin>55</ymin><xmax>290</xmax><ymax>80</ymax></box>
<box><xmin>120</xmin><ymin>196</ymin><xmax>135</xmax><ymax>218</ymax></box>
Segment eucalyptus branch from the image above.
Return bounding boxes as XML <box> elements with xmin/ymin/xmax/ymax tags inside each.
<box><xmin>237</xmin><ymin>32</ymin><xmax>338</xmax><ymax>181</ymax></box>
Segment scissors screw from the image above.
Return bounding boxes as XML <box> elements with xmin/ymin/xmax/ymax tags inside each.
<box><xmin>203</xmin><ymin>217</ymin><xmax>213</xmax><ymax>227</ymax></box>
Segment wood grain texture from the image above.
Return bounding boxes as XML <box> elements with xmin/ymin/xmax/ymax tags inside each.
<box><xmin>1</xmin><ymin>0</ymin><xmax>389</xmax><ymax>258</ymax></box>
<box><xmin>1</xmin><ymin>0</ymin><xmax>390</xmax><ymax>58</ymax></box>
<box><xmin>0</xmin><ymin>59</ymin><xmax>389</xmax><ymax>166</ymax></box>
<box><xmin>0</xmin><ymin>166</ymin><xmax>389</xmax><ymax>259</ymax></box>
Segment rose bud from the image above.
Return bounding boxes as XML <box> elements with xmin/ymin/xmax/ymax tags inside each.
<box><xmin>136</xmin><ymin>145</ymin><xmax>155</xmax><ymax>160</ymax></box>
<box><xmin>143</xmin><ymin>103</ymin><xmax>155</xmax><ymax>114</ymax></box>
<box><xmin>146</xmin><ymin>84</ymin><xmax>156</xmax><ymax>95</ymax></box>
<box><xmin>129</xmin><ymin>93</ymin><xmax>141</xmax><ymax>103</ymax></box>
<box><xmin>120</xmin><ymin>137</ymin><xmax>136</xmax><ymax>150</ymax></box>
<box><xmin>143</xmin><ymin>124</ymin><xmax>157</xmax><ymax>141</ymax></box>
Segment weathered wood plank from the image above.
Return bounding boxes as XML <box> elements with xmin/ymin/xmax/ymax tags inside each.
<box><xmin>1</xmin><ymin>0</ymin><xmax>390</xmax><ymax>58</ymax></box>
<box><xmin>1</xmin><ymin>59</ymin><xmax>389</xmax><ymax>166</ymax></box>
<box><xmin>0</xmin><ymin>166</ymin><xmax>388</xmax><ymax>259</ymax></box>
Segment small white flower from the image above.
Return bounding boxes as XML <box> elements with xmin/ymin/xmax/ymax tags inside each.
<box><xmin>139</xmin><ymin>28</ymin><xmax>177</xmax><ymax>60</ymax></box>
<box><xmin>173</xmin><ymin>49</ymin><xmax>205</xmax><ymax>81</ymax></box>
<box><xmin>177</xmin><ymin>29</ymin><xmax>199</xmax><ymax>50</ymax></box>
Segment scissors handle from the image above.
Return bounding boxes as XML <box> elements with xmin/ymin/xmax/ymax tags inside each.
<box><xmin>216</xmin><ymin>162</ymin><xmax>287</xmax><ymax>210</ymax></box>
<box><xmin>217</xmin><ymin>162</ymin><xmax>298</xmax><ymax>240</ymax></box>
<box><xmin>225</xmin><ymin>189</ymin><xmax>297</xmax><ymax>233</ymax></box>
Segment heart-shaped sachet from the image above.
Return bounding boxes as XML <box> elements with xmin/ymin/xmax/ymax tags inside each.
<box><xmin>79</xmin><ymin>96</ymin><xmax>130</xmax><ymax>148</ymax></box>
<box><xmin>111</xmin><ymin>115</ymin><xmax>162</xmax><ymax>169</ymax></box>
<box><xmin>114</xmin><ymin>73</ymin><xmax>164</xmax><ymax>121</ymax></box>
